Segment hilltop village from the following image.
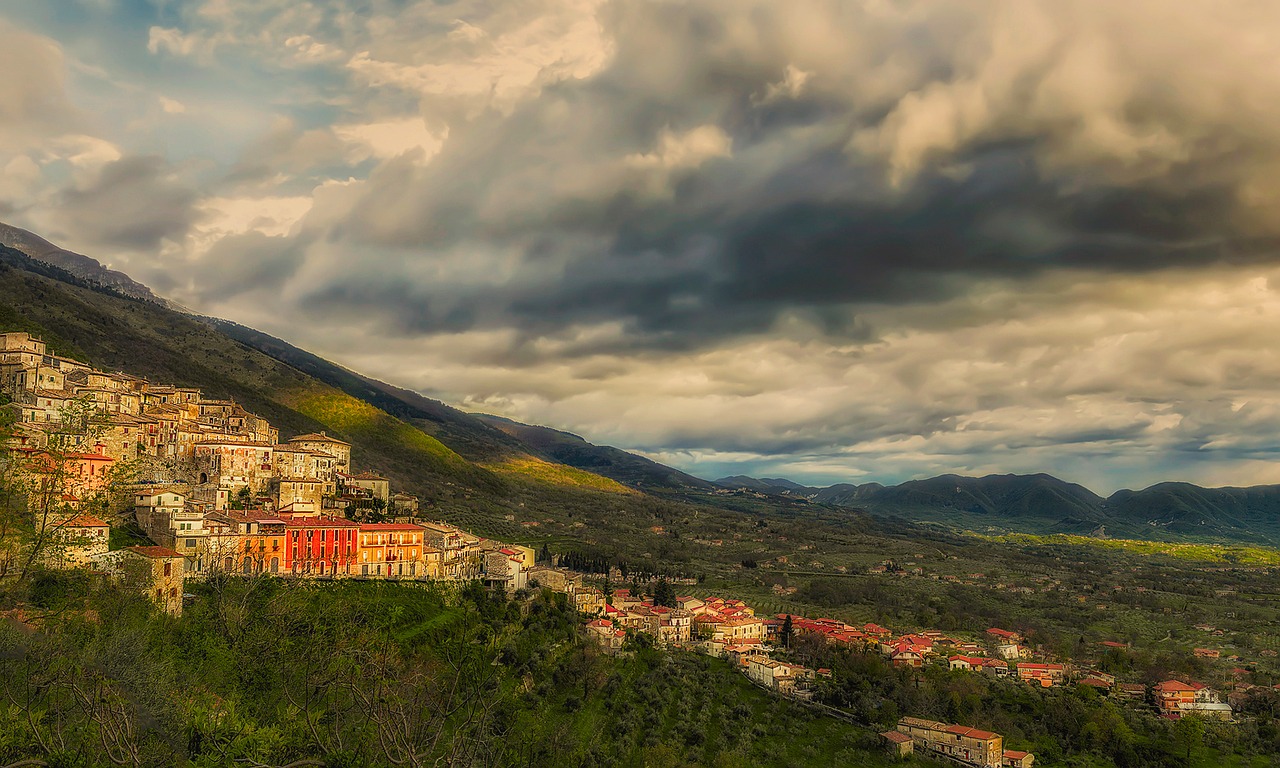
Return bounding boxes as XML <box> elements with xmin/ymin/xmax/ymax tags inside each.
<box><xmin>0</xmin><ymin>330</ymin><xmax>1262</xmax><ymax>768</ymax></box>
<box><xmin>0</xmin><ymin>331</ymin><xmax>542</xmax><ymax>610</ymax></box>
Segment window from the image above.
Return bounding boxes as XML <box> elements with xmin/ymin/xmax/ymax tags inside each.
<box><xmin>163</xmin><ymin>562</ymin><xmax>171</xmax><ymax>577</ymax></box>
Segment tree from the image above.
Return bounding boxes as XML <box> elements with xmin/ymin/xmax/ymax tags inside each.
<box><xmin>14</xmin><ymin>396</ymin><xmax>113</xmax><ymax>580</ymax></box>
<box><xmin>782</xmin><ymin>614</ymin><xmax>794</xmax><ymax>649</ymax></box>
<box><xmin>1174</xmin><ymin>714</ymin><xmax>1205</xmax><ymax>762</ymax></box>
<box><xmin>652</xmin><ymin>578</ymin><xmax>675</xmax><ymax>607</ymax></box>
<box><xmin>0</xmin><ymin>402</ymin><xmax>24</xmax><ymax>579</ymax></box>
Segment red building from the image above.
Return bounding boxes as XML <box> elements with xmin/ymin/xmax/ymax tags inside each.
<box><xmin>283</xmin><ymin>515</ymin><xmax>359</xmax><ymax>576</ymax></box>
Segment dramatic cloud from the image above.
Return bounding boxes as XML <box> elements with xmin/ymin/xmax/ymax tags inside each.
<box><xmin>57</xmin><ymin>155</ymin><xmax>199</xmax><ymax>251</ymax></box>
<box><xmin>4</xmin><ymin>0</ymin><xmax>1280</xmax><ymax>491</ymax></box>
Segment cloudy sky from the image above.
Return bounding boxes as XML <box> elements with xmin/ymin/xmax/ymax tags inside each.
<box><xmin>3</xmin><ymin>0</ymin><xmax>1280</xmax><ymax>493</ymax></box>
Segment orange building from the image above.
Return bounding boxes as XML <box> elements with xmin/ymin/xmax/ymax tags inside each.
<box><xmin>225</xmin><ymin>512</ymin><xmax>287</xmax><ymax>575</ymax></box>
<box><xmin>1016</xmin><ymin>663</ymin><xmax>1067</xmax><ymax>687</ymax></box>
<box><xmin>357</xmin><ymin>523</ymin><xmax>427</xmax><ymax>578</ymax></box>
<box><xmin>1153</xmin><ymin>680</ymin><xmax>1198</xmax><ymax>715</ymax></box>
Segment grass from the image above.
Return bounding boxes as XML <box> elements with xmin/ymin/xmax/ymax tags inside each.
<box><xmin>484</xmin><ymin>456</ymin><xmax>637</xmax><ymax>495</ymax></box>
<box><xmin>989</xmin><ymin>533</ymin><xmax>1280</xmax><ymax>565</ymax></box>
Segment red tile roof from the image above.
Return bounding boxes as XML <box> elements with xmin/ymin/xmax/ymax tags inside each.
<box><xmin>945</xmin><ymin>724</ymin><xmax>997</xmax><ymax>740</ymax></box>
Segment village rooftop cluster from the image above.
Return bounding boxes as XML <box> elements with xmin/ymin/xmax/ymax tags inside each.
<box><xmin>0</xmin><ymin>331</ymin><xmax>553</xmax><ymax>613</ymax></box>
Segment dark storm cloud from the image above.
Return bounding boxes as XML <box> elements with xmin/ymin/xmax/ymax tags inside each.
<box><xmin>57</xmin><ymin>156</ymin><xmax>199</xmax><ymax>251</ymax></box>
<box><xmin>280</xmin><ymin>0</ymin><xmax>1280</xmax><ymax>353</ymax></box>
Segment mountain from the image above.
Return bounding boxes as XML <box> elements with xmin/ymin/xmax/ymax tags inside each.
<box><xmin>852</xmin><ymin>473</ymin><xmax>1109</xmax><ymax>534</ymax></box>
<box><xmin>478</xmin><ymin>415</ymin><xmax>716</xmax><ymax>493</ymax></box>
<box><xmin>0</xmin><ymin>244</ymin><xmax>667</xmax><ymax>543</ymax></box>
<box><xmin>207</xmin><ymin>320</ymin><xmax>530</xmax><ymax>463</ymax></box>
<box><xmin>812</xmin><ymin>483</ymin><xmax>883</xmax><ymax>505</ymax></box>
<box><xmin>1104</xmin><ymin>482</ymin><xmax>1280</xmax><ymax>544</ymax></box>
<box><xmin>202</xmin><ymin>321</ymin><xmax>715</xmax><ymax>494</ymax></box>
<box><xmin>723</xmin><ymin>471</ymin><xmax>1280</xmax><ymax>544</ymax></box>
<box><xmin>0</xmin><ymin>222</ymin><xmax>162</xmax><ymax>304</ymax></box>
<box><xmin>714</xmin><ymin>476</ymin><xmax>814</xmax><ymax>495</ymax></box>
<box><xmin>11</xmin><ymin>225</ymin><xmax>1280</xmax><ymax>549</ymax></box>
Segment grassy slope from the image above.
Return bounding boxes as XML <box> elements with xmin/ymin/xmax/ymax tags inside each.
<box><xmin>0</xmin><ymin>250</ymin><xmax>639</xmax><ymax>531</ymax></box>
<box><xmin>209</xmin><ymin>319</ymin><xmax>533</xmax><ymax>463</ymax></box>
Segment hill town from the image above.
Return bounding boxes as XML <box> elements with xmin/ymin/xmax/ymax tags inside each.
<box><xmin>8</xmin><ymin>326</ymin><xmax>1275</xmax><ymax>768</ymax></box>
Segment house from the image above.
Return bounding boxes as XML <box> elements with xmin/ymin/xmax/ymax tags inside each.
<box><xmin>1153</xmin><ymin>680</ymin><xmax>1197</xmax><ymax>715</ymax></box>
<box><xmin>896</xmin><ymin>717</ymin><xmax>1007</xmax><ymax>768</ymax></box>
<box><xmin>1016</xmin><ymin>663</ymin><xmax>1066</xmax><ymax>687</ymax></box>
<box><xmin>1077</xmin><ymin>670</ymin><xmax>1115</xmax><ymax>685</ymax></box>
<box><xmin>746</xmin><ymin>656</ymin><xmax>796</xmax><ymax>692</ymax></box>
<box><xmin>880</xmin><ymin>730</ymin><xmax>913</xmax><ymax>759</ymax></box>
<box><xmin>1077</xmin><ymin>677</ymin><xmax>1113</xmax><ymax>692</ymax></box>
<box><xmin>1003</xmin><ymin>749</ymin><xmax>1035</xmax><ymax>767</ymax></box>
<box><xmin>93</xmin><ymin>545</ymin><xmax>186</xmax><ymax>615</ymax></box>
<box><xmin>391</xmin><ymin>492</ymin><xmax>419</xmax><ymax>514</ymax></box>
<box><xmin>14</xmin><ymin>446</ymin><xmax>116</xmax><ymax>497</ymax></box>
<box><xmin>997</xmin><ymin>643</ymin><xmax>1032</xmax><ymax>660</ymax></box>
<box><xmin>981</xmin><ymin>658</ymin><xmax>1011</xmax><ymax>677</ymax></box>
<box><xmin>950</xmin><ymin>655</ymin><xmax>986</xmax><ymax>672</ymax></box>
<box><xmin>646</xmin><ymin>606</ymin><xmax>693</xmax><ymax>646</ymax></box>
<box><xmin>282</xmin><ymin>515</ymin><xmax>360</xmax><ymax>576</ymax></box>
<box><xmin>341</xmin><ymin>471</ymin><xmax>391</xmax><ymax>502</ymax></box>
<box><xmin>276</xmin><ymin>478</ymin><xmax>326</xmax><ymax>511</ymax></box>
<box><xmin>1193</xmin><ymin>648</ymin><xmax>1221</xmax><ymax>659</ymax></box>
<box><xmin>863</xmin><ymin>622</ymin><xmax>892</xmax><ymax>638</ymax></box>
<box><xmin>987</xmin><ymin>628</ymin><xmax>1021</xmax><ymax>643</ymax></box>
<box><xmin>223</xmin><ymin>511</ymin><xmax>287</xmax><ymax>575</ymax></box>
<box><xmin>1187</xmin><ymin>683</ymin><xmax>1233</xmax><ymax>720</ymax></box>
<box><xmin>48</xmin><ymin>514</ymin><xmax>110</xmax><ymax>567</ymax></box>
<box><xmin>284</xmin><ymin>432</ymin><xmax>351</xmax><ymax>475</ymax></box>
<box><xmin>677</xmin><ymin>596</ymin><xmax>705</xmax><ymax>613</ymax></box>
<box><xmin>1154</xmin><ymin>680</ymin><xmax>1233</xmax><ymax>720</ymax></box>
<box><xmin>891</xmin><ymin>647</ymin><xmax>925</xmax><ymax>668</ymax></box>
<box><xmin>358</xmin><ymin>523</ymin><xmax>428</xmax><ymax>578</ymax></box>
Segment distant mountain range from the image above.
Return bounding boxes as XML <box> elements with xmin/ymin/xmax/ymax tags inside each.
<box><xmin>712</xmin><ymin>473</ymin><xmax>1280</xmax><ymax>545</ymax></box>
<box><xmin>7</xmin><ymin>221</ymin><xmax>1280</xmax><ymax>548</ymax></box>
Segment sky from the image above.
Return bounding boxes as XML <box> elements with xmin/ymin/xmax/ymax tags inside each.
<box><xmin>2</xmin><ymin>1</ymin><xmax>1280</xmax><ymax>494</ymax></box>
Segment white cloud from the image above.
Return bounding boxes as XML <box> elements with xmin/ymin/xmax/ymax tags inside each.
<box><xmin>332</xmin><ymin>118</ymin><xmax>447</xmax><ymax>162</ymax></box>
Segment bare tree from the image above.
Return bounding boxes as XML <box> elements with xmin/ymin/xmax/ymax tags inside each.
<box><xmin>14</xmin><ymin>396</ymin><xmax>112</xmax><ymax>581</ymax></box>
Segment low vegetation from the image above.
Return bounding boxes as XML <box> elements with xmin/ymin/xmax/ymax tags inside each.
<box><xmin>0</xmin><ymin>577</ymin><xmax>883</xmax><ymax>767</ymax></box>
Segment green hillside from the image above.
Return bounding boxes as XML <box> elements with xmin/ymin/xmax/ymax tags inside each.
<box><xmin>0</xmin><ymin>246</ymin><xmax>638</xmax><ymax>535</ymax></box>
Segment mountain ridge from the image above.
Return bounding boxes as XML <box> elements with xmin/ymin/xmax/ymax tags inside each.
<box><xmin>715</xmin><ymin>472</ymin><xmax>1280</xmax><ymax>544</ymax></box>
<box><xmin>0</xmin><ymin>222</ymin><xmax>163</xmax><ymax>304</ymax></box>
<box><xmin>8</xmin><ymin>224</ymin><xmax>1280</xmax><ymax>548</ymax></box>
